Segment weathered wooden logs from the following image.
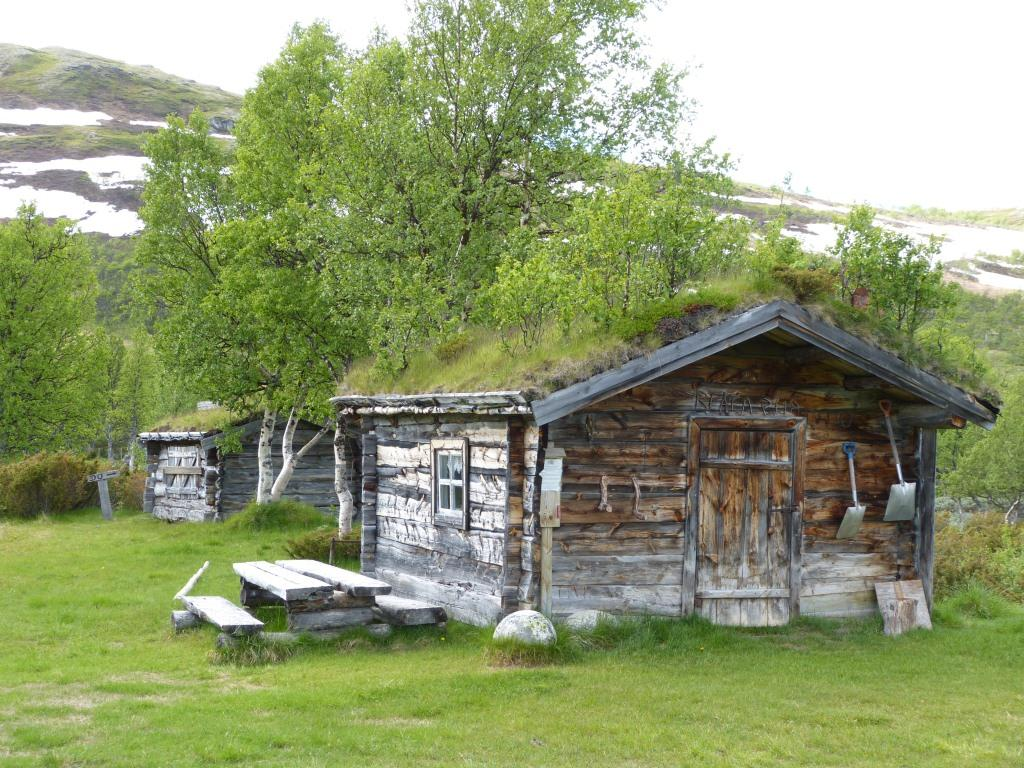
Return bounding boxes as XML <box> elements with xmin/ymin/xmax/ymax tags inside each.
<box><xmin>881</xmin><ymin>598</ymin><xmax>918</xmax><ymax>636</ymax></box>
<box><xmin>181</xmin><ymin>595</ymin><xmax>264</xmax><ymax>636</ymax></box>
<box><xmin>232</xmin><ymin>561</ymin><xmax>334</xmax><ymax>602</ymax></box>
<box><xmin>373</xmin><ymin>595</ymin><xmax>448</xmax><ymax>626</ymax></box>
<box><xmin>287</xmin><ymin>608</ymin><xmax>375</xmax><ymax>632</ymax></box>
<box><xmin>274</xmin><ymin>559</ymin><xmax>392</xmax><ymax>597</ymax></box>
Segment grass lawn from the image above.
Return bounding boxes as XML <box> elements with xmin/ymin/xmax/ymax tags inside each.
<box><xmin>1</xmin><ymin>511</ymin><xmax>1022</xmax><ymax>767</ymax></box>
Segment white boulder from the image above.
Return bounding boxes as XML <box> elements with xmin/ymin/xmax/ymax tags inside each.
<box><xmin>493</xmin><ymin>610</ymin><xmax>556</xmax><ymax>646</ymax></box>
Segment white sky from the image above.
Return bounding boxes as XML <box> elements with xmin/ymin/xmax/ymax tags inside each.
<box><xmin>3</xmin><ymin>0</ymin><xmax>1021</xmax><ymax>211</ymax></box>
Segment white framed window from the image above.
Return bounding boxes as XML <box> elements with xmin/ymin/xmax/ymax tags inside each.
<box><xmin>432</xmin><ymin>438</ymin><xmax>469</xmax><ymax>529</ymax></box>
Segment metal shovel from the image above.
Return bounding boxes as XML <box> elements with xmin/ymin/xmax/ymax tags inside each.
<box><xmin>879</xmin><ymin>400</ymin><xmax>916</xmax><ymax>521</ymax></box>
<box><xmin>837</xmin><ymin>442</ymin><xmax>865</xmax><ymax>539</ymax></box>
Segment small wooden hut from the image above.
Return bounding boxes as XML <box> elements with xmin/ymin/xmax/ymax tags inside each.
<box><xmin>139</xmin><ymin>418</ymin><xmax>341</xmax><ymax>522</ymax></box>
<box><xmin>333</xmin><ymin>301</ymin><xmax>997</xmax><ymax>626</ymax></box>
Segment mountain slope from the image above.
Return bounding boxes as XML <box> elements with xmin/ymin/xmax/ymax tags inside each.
<box><xmin>0</xmin><ymin>44</ymin><xmax>239</xmax><ymax>120</ymax></box>
<box><xmin>0</xmin><ymin>44</ymin><xmax>240</xmax><ymax>236</ymax></box>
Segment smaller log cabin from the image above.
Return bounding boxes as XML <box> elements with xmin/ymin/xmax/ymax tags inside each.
<box><xmin>139</xmin><ymin>418</ymin><xmax>339</xmax><ymax>522</ymax></box>
<box><xmin>334</xmin><ymin>301</ymin><xmax>998</xmax><ymax>627</ymax></box>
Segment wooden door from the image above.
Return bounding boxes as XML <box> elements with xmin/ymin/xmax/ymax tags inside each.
<box><xmin>688</xmin><ymin>418</ymin><xmax>804</xmax><ymax>626</ymax></box>
<box><xmin>162</xmin><ymin>444</ymin><xmax>203</xmax><ymax>499</ymax></box>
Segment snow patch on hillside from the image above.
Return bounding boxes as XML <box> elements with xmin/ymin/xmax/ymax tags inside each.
<box><xmin>735</xmin><ymin>194</ymin><xmax>849</xmax><ymax>215</ymax></box>
<box><xmin>0</xmin><ymin>107</ymin><xmax>113</xmax><ymax>126</ymax></box>
<box><xmin>782</xmin><ymin>217</ymin><xmax>1024</xmax><ymax>266</ymax></box>
<box><xmin>948</xmin><ymin>266</ymin><xmax>1024</xmax><ymax>292</ymax></box>
<box><xmin>129</xmin><ymin>120</ymin><xmax>168</xmax><ymax>128</ymax></box>
<box><xmin>737</xmin><ymin>193</ymin><xmax>1024</xmax><ymax>269</ymax></box>
<box><xmin>0</xmin><ymin>184</ymin><xmax>142</xmax><ymax>236</ymax></box>
<box><xmin>0</xmin><ymin>155</ymin><xmax>148</xmax><ymax>189</ymax></box>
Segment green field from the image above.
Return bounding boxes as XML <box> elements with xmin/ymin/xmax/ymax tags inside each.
<box><xmin>1</xmin><ymin>511</ymin><xmax>1022</xmax><ymax>767</ymax></box>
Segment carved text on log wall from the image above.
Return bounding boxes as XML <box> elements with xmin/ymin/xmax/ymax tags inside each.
<box><xmin>692</xmin><ymin>388</ymin><xmax>800</xmax><ymax>416</ymax></box>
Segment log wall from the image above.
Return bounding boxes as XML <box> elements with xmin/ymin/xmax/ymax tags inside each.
<box><xmin>368</xmin><ymin>414</ymin><xmax>513</xmax><ymax>625</ymax></box>
<box><xmin>146</xmin><ymin>441</ymin><xmax>215</xmax><ymax>523</ymax></box>
<box><xmin>546</xmin><ymin>340</ymin><xmax>923</xmax><ymax>619</ymax></box>
<box><xmin>219</xmin><ymin>420</ymin><xmax>337</xmax><ymax>518</ymax></box>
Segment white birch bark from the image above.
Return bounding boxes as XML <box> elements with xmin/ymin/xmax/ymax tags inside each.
<box><xmin>255</xmin><ymin>408</ymin><xmax>277</xmax><ymax>503</ymax></box>
<box><xmin>269</xmin><ymin>409</ymin><xmax>330</xmax><ymax>501</ymax></box>
<box><xmin>334</xmin><ymin>417</ymin><xmax>354</xmax><ymax>536</ymax></box>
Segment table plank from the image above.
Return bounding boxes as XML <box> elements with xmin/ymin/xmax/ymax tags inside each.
<box><xmin>233</xmin><ymin>561</ymin><xmax>334</xmax><ymax>601</ymax></box>
<box><xmin>275</xmin><ymin>560</ymin><xmax>392</xmax><ymax>597</ymax></box>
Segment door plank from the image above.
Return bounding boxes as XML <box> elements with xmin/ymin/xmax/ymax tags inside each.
<box><xmin>692</xmin><ymin>418</ymin><xmax>803</xmax><ymax>626</ymax></box>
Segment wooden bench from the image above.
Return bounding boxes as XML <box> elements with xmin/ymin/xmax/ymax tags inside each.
<box><xmin>180</xmin><ymin>595</ymin><xmax>264</xmax><ymax>636</ymax></box>
<box><xmin>275</xmin><ymin>560</ymin><xmax>392</xmax><ymax>597</ymax></box>
<box><xmin>374</xmin><ymin>595</ymin><xmax>447</xmax><ymax>626</ymax></box>
<box><xmin>233</xmin><ymin>561</ymin><xmax>334</xmax><ymax>602</ymax></box>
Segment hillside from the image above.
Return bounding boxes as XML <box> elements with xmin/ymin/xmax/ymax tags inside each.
<box><xmin>730</xmin><ymin>183</ymin><xmax>1024</xmax><ymax>294</ymax></box>
<box><xmin>0</xmin><ymin>44</ymin><xmax>240</xmax><ymax>236</ymax></box>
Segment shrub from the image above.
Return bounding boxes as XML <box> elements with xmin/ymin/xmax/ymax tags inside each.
<box><xmin>223</xmin><ymin>500</ymin><xmax>326</xmax><ymax>532</ymax></box>
<box><xmin>936</xmin><ymin>582</ymin><xmax>1015</xmax><ymax>621</ymax></box>
<box><xmin>0</xmin><ymin>452</ymin><xmax>105</xmax><ymax>519</ymax></box>
<box><xmin>434</xmin><ymin>333</ymin><xmax>471</xmax><ymax>364</ymax></box>
<box><xmin>934</xmin><ymin>512</ymin><xmax>1024</xmax><ymax>602</ymax></box>
<box><xmin>285</xmin><ymin>526</ymin><xmax>361</xmax><ymax>562</ymax></box>
<box><xmin>111</xmin><ymin>471</ymin><xmax>147</xmax><ymax>511</ymax></box>
<box><xmin>772</xmin><ymin>265</ymin><xmax>836</xmax><ymax>301</ymax></box>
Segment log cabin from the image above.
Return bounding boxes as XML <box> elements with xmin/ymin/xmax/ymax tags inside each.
<box><xmin>333</xmin><ymin>301</ymin><xmax>998</xmax><ymax>627</ymax></box>
<box><xmin>139</xmin><ymin>417</ymin><xmax>343</xmax><ymax>522</ymax></box>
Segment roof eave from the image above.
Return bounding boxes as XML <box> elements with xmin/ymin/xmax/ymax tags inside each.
<box><xmin>531</xmin><ymin>300</ymin><xmax>998</xmax><ymax>428</ymax></box>
<box><xmin>332</xmin><ymin>391</ymin><xmax>530</xmax><ymax>417</ymax></box>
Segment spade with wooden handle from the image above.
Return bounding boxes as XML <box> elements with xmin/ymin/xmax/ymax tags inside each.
<box><xmin>837</xmin><ymin>442</ymin><xmax>865</xmax><ymax>539</ymax></box>
<box><xmin>879</xmin><ymin>400</ymin><xmax>917</xmax><ymax>521</ymax></box>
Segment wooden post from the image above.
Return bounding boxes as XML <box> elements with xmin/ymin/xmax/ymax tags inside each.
<box><xmin>881</xmin><ymin>598</ymin><xmax>918</xmax><ymax>636</ymax></box>
<box><xmin>537</xmin><ymin>444</ymin><xmax>564</xmax><ymax>618</ymax></box>
<box><xmin>540</xmin><ymin>526</ymin><xmax>553</xmax><ymax>616</ymax></box>
<box><xmin>914</xmin><ymin>429</ymin><xmax>937</xmax><ymax>611</ymax></box>
<box><xmin>87</xmin><ymin>469</ymin><xmax>120</xmax><ymax>521</ymax></box>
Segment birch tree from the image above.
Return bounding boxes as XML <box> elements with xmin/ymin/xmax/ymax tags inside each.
<box><xmin>140</xmin><ymin>32</ymin><xmax>361</xmax><ymax>503</ymax></box>
<box><xmin>322</xmin><ymin>0</ymin><xmax>691</xmax><ymax>371</ymax></box>
<box><xmin>0</xmin><ymin>207</ymin><xmax>105</xmax><ymax>457</ymax></box>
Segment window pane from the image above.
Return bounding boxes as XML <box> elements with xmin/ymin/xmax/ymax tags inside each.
<box><xmin>438</xmin><ymin>453</ymin><xmax>450</xmax><ymax>480</ymax></box>
<box><xmin>439</xmin><ymin>484</ymin><xmax>451</xmax><ymax>510</ymax></box>
<box><xmin>452</xmin><ymin>485</ymin><xmax>463</xmax><ymax>510</ymax></box>
<box><xmin>450</xmin><ymin>452</ymin><xmax>463</xmax><ymax>481</ymax></box>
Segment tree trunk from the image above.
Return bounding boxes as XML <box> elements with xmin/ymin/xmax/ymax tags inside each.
<box><xmin>127</xmin><ymin>434</ymin><xmax>137</xmax><ymax>472</ymax></box>
<box><xmin>269</xmin><ymin>410</ymin><xmax>330</xmax><ymax>502</ymax></box>
<box><xmin>256</xmin><ymin>408</ymin><xmax>277</xmax><ymax>504</ymax></box>
<box><xmin>1006</xmin><ymin>498</ymin><xmax>1020</xmax><ymax>525</ymax></box>
<box><xmin>334</xmin><ymin>416</ymin><xmax>354</xmax><ymax>536</ymax></box>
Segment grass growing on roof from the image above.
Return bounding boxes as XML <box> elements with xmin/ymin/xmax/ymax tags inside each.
<box><xmin>0</xmin><ymin>510</ymin><xmax>1023</xmax><ymax>766</ymax></box>
<box><xmin>343</xmin><ymin>275</ymin><xmax>780</xmax><ymax>395</ymax></box>
<box><xmin>342</xmin><ymin>272</ymin><xmax>996</xmax><ymax>401</ymax></box>
<box><xmin>344</xmin><ymin>321</ymin><xmax>632</xmax><ymax>395</ymax></box>
<box><xmin>147</xmin><ymin>405</ymin><xmax>233</xmax><ymax>433</ymax></box>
